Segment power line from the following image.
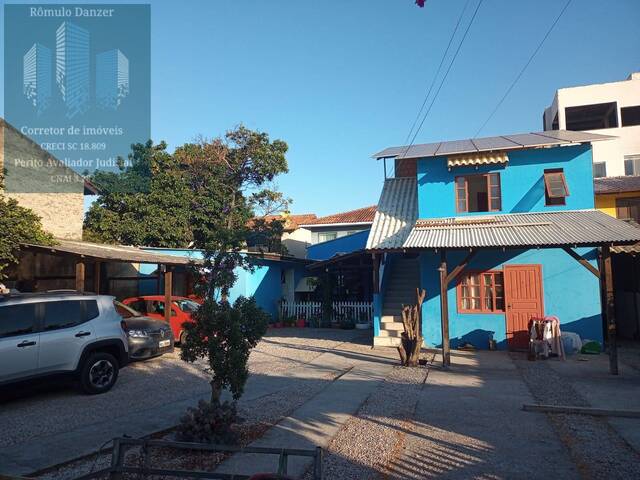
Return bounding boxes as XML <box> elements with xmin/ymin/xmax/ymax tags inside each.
<box><xmin>404</xmin><ymin>0</ymin><xmax>472</xmax><ymax>145</ymax></box>
<box><xmin>404</xmin><ymin>0</ymin><xmax>484</xmax><ymax>156</ymax></box>
<box><xmin>474</xmin><ymin>0</ymin><xmax>573</xmax><ymax>137</ymax></box>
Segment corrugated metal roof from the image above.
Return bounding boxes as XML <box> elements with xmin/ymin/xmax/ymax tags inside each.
<box><xmin>372</xmin><ymin>130</ymin><xmax>615</xmax><ymax>160</ymax></box>
<box><xmin>594</xmin><ymin>175</ymin><xmax>640</xmax><ymax>194</ymax></box>
<box><xmin>21</xmin><ymin>240</ymin><xmax>202</xmax><ymax>265</ymax></box>
<box><xmin>366</xmin><ymin>177</ymin><xmax>418</xmax><ymax>250</ymax></box>
<box><xmin>403</xmin><ymin>210</ymin><xmax>640</xmax><ymax>249</ymax></box>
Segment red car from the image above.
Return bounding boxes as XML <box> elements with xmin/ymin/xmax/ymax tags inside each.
<box><xmin>122</xmin><ymin>295</ymin><xmax>200</xmax><ymax>344</ymax></box>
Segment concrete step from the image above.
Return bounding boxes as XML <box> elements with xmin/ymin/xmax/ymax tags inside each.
<box><xmin>381</xmin><ymin>315</ymin><xmax>401</xmax><ymax>323</ymax></box>
<box><xmin>379</xmin><ymin>329</ymin><xmax>401</xmax><ymax>338</ymax></box>
<box><xmin>380</xmin><ymin>321</ymin><xmax>404</xmax><ymax>331</ymax></box>
<box><xmin>374</xmin><ymin>336</ymin><xmax>402</xmax><ymax>347</ymax></box>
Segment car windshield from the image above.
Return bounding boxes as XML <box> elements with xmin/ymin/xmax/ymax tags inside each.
<box><xmin>114</xmin><ymin>301</ymin><xmax>142</xmax><ymax>319</ymax></box>
<box><xmin>173</xmin><ymin>299</ymin><xmax>201</xmax><ymax>313</ymax></box>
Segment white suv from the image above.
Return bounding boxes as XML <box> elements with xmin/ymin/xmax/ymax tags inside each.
<box><xmin>0</xmin><ymin>293</ymin><xmax>129</xmax><ymax>394</ymax></box>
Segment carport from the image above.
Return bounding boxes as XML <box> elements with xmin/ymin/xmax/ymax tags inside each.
<box><xmin>16</xmin><ymin>239</ymin><xmax>201</xmax><ymax>323</ymax></box>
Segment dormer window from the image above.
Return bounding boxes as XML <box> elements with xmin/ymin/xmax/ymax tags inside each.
<box><xmin>455</xmin><ymin>173</ymin><xmax>501</xmax><ymax>213</ymax></box>
<box><xmin>544</xmin><ymin>169</ymin><xmax>569</xmax><ymax>206</ymax></box>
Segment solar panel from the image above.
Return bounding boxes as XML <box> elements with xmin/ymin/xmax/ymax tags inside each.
<box><xmin>397</xmin><ymin>142</ymin><xmax>441</xmax><ymax>159</ymax></box>
<box><xmin>471</xmin><ymin>136</ymin><xmax>521</xmax><ymax>151</ymax></box>
<box><xmin>434</xmin><ymin>139</ymin><xmax>477</xmax><ymax>156</ymax></box>
<box><xmin>503</xmin><ymin>133</ymin><xmax>561</xmax><ymax>148</ymax></box>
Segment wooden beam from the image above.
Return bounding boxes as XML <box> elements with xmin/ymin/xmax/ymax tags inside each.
<box><xmin>562</xmin><ymin>247</ymin><xmax>600</xmax><ymax>278</ymax></box>
<box><xmin>444</xmin><ymin>249</ymin><xmax>477</xmax><ymax>285</ymax></box>
<box><xmin>439</xmin><ymin>249</ymin><xmax>451</xmax><ymax>368</ymax></box>
<box><xmin>372</xmin><ymin>254</ymin><xmax>380</xmax><ymax>294</ymax></box>
<box><xmin>93</xmin><ymin>261</ymin><xmax>101</xmax><ymax>294</ymax></box>
<box><xmin>75</xmin><ymin>261</ymin><xmax>85</xmax><ymax>292</ymax></box>
<box><xmin>164</xmin><ymin>267</ymin><xmax>173</xmax><ymax>324</ymax></box>
<box><xmin>602</xmin><ymin>246</ymin><xmax>618</xmax><ymax>375</ymax></box>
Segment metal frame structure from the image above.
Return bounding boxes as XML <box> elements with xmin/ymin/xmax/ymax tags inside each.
<box><xmin>72</xmin><ymin>437</ymin><xmax>324</xmax><ymax>480</ymax></box>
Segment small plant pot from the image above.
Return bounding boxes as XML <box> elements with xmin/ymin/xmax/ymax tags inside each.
<box><xmin>296</xmin><ymin>319</ymin><xmax>306</xmax><ymax>328</ymax></box>
<box><xmin>274</xmin><ymin>322</ymin><xmax>283</xmax><ymax>328</ymax></box>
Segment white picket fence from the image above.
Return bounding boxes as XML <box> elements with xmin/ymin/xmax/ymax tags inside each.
<box><xmin>279</xmin><ymin>301</ymin><xmax>373</xmax><ymax>324</ymax></box>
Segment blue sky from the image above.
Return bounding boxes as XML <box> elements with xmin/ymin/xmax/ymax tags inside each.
<box><xmin>2</xmin><ymin>0</ymin><xmax>639</xmax><ymax>216</ymax></box>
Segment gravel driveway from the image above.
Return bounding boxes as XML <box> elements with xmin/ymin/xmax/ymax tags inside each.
<box><xmin>0</xmin><ymin>328</ymin><xmax>368</xmax><ymax>476</ymax></box>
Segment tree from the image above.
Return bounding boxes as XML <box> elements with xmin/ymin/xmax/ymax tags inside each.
<box><xmin>180</xmin><ymin>297</ymin><xmax>269</xmax><ymax>404</ymax></box>
<box><xmin>84</xmin><ymin>140</ymin><xmax>194</xmax><ymax>247</ymax></box>
<box><xmin>176</xmin><ymin>127</ymin><xmax>289</xmax><ymax>442</ymax></box>
<box><xmin>0</xmin><ymin>175</ymin><xmax>54</xmax><ymax>281</ymax></box>
<box><xmin>398</xmin><ymin>289</ymin><xmax>426</xmax><ymax>367</ymax></box>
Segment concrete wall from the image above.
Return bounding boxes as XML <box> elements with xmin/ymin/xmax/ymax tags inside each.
<box><xmin>544</xmin><ymin>73</ymin><xmax>640</xmax><ymax>177</ymax></box>
<box><xmin>419</xmin><ymin>248</ymin><xmax>603</xmax><ymax>350</ymax></box>
<box><xmin>281</xmin><ymin>227</ymin><xmax>311</xmax><ymax>258</ymax></box>
<box><xmin>595</xmin><ymin>191</ymin><xmax>640</xmax><ymax>218</ymax></box>
<box><xmin>417</xmin><ymin>144</ymin><xmax>594</xmax><ymax>218</ymax></box>
<box><xmin>306</xmin><ymin>229</ymin><xmax>370</xmax><ymax>261</ymax></box>
<box><xmin>307</xmin><ymin>225</ymin><xmax>370</xmax><ymax>245</ymax></box>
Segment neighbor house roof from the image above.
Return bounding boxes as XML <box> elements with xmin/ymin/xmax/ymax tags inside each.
<box><xmin>301</xmin><ymin>205</ymin><xmax>377</xmax><ymax>227</ymax></box>
<box><xmin>366</xmin><ymin>178</ymin><xmax>640</xmax><ymax>251</ymax></box>
<box><xmin>21</xmin><ymin>239</ymin><xmax>202</xmax><ymax>266</ymax></box>
<box><xmin>594</xmin><ymin>176</ymin><xmax>640</xmax><ymax>195</ymax></box>
<box><xmin>373</xmin><ymin>130</ymin><xmax>614</xmax><ymax>160</ymax></box>
<box><xmin>247</xmin><ymin>213</ymin><xmax>317</xmax><ymax>232</ymax></box>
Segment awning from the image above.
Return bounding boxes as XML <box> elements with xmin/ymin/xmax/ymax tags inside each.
<box><xmin>447</xmin><ymin>152</ymin><xmax>508</xmax><ymax>168</ymax></box>
<box><xmin>403</xmin><ymin>210</ymin><xmax>640</xmax><ymax>249</ymax></box>
<box><xmin>365</xmin><ymin>177</ymin><xmax>418</xmax><ymax>250</ymax></box>
<box><xmin>21</xmin><ymin>239</ymin><xmax>202</xmax><ymax>266</ymax></box>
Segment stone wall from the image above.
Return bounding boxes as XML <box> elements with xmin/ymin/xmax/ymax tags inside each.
<box><xmin>1</xmin><ymin>118</ymin><xmax>85</xmax><ymax>240</ymax></box>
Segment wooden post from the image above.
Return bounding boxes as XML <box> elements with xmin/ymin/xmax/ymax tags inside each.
<box><xmin>439</xmin><ymin>250</ymin><xmax>451</xmax><ymax>368</ymax></box>
<box><xmin>75</xmin><ymin>261</ymin><xmax>85</xmax><ymax>293</ymax></box>
<box><xmin>372</xmin><ymin>254</ymin><xmax>380</xmax><ymax>294</ymax></box>
<box><xmin>164</xmin><ymin>266</ymin><xmax>172</xmax><ymax>324</ymax></box>
<box><xmin>602</xmin><ymin>246</ymin><xmax>618</xmax><ymax>375</ymax></box>
<box><xmin>93</xmin><ymin>261</ymin><xmax>101</xmax><ymax>294</ymax></box>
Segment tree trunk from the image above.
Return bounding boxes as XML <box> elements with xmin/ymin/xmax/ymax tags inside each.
<box><xmin>210</xmin><ymin>378</ymin><xmax>223</xmax><ymax>404</ymax></box>
<box><xmin>397</xmin><ymin>289</ymin><xmax>426</xmax><ymax>366</ymax></box>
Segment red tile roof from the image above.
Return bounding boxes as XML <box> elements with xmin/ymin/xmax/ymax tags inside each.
<box><xmin>594</xmin><ymin>176</ymin><xmax>640</xmax><ymax>195</ymax></box>
<box><xmin>248</xmin><ymin>213</ymin><xmax>317</xmax><ymax>231</ymax></box>
<box><xmin>302</xmin><ymin>205</ymin><xmax>377</xmax><ymax>226</ymax></box>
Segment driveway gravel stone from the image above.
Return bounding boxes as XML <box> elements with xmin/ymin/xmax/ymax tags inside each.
<box><xmin>0</xmin><ymin>328</ymin><xmax>366</xmax><ymax>476</ymax></box>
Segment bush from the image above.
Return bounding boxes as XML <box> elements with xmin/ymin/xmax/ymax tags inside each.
<box><xmin>176</xmin><ymin>399</ymin><xmax>238</xmax><ymax>444</ymax></box>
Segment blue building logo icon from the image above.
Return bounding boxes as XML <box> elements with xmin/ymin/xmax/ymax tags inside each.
<box><xmin>55</xmin><ymin>21</ymin><xmax>90</xmax><ymax>118</ymax></box>
<box><xmin>23</xmin><ymin>43</ymin><xmax>52</xmax><ymax>116</ymax></box>
<box><xmin>22</xmin><ymin>21</ymin><xmax>129</xmax><ymax>118</ymax></box>
<box><xmin>96</xmin><ymin>49</ymin><xmax>130</xmax><ymax>110</ymax></box>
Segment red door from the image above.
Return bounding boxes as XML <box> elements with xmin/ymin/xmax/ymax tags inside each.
<box><xmin>504</xmin><ymin>265</ymin><xmax>544</xmax><ymax>350</ymax></box>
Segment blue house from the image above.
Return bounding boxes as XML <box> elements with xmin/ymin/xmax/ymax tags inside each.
<box><xmin>367</xmin><ymin>130</ymin><xmax>640</xmax><ymax>366</ymax></box>
<box><xmin>138</xmin><ymin>248</ymin><xmax>312</xmax><ymax>320</ymax></box>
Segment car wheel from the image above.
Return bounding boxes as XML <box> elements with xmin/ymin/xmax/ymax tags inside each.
<box><xmin>179</xmin><ymin>331</ymin><xmax>185</xmax><ymax>346</ymax></box>
<box><xmin>80</xmin><ymin>352</ymin><xmax>119</xmax><ymax>394</ymax></box>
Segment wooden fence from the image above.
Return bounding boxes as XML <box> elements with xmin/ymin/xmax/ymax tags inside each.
<box><xmin>279</xmin><ymin>301</ymin><xmax>373</xmax><ymax>324</ymax></box>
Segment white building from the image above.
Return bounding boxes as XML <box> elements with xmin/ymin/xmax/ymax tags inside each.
<box><xmin>543</xmin><ymin>72</ymin><xmax>640</xmax><ymax>178</ymax></box>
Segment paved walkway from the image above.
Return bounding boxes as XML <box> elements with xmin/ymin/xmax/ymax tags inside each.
<box><xmin>387</xmin><ymin>350</ymin><xmax>580</xmax><ymax>479</ymax></box>
<box><xmin>215</xmin><ymin>344</ymin><xmax>394</xmax><ymax>477</ymax></box>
